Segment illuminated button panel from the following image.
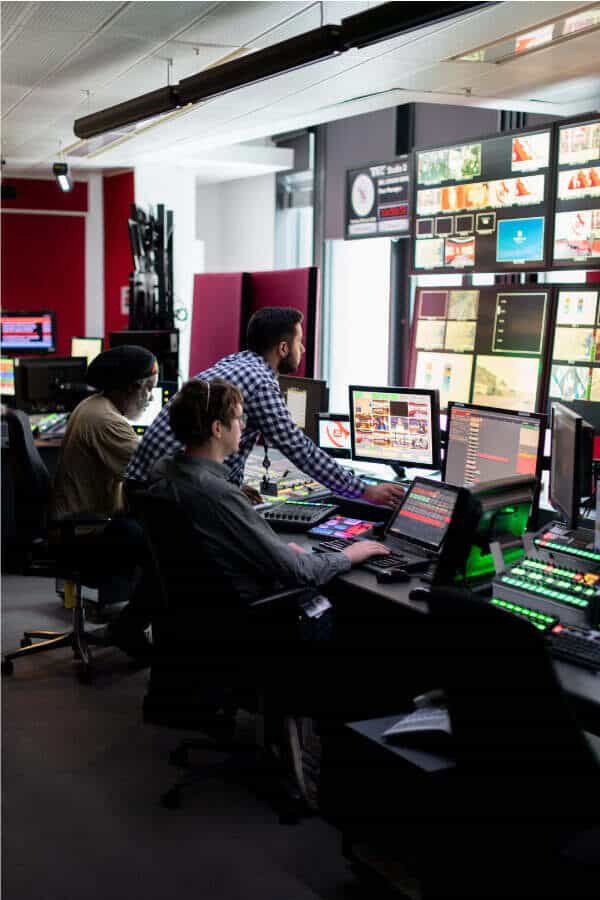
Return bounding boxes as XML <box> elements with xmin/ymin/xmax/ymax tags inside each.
<box><xmin>534</xmin><ymin>528</ymin><xmax>600</xmax><ymax>563</ymax></box>
<box><xmin>498</xmin><ymin>556</ymin><xmax>599</xmax><ymax>610</ymax></box>
<box><xmin>490</xmin><ymin>597</ymin><xmax>558</xmax><ymax>631</ymax></box>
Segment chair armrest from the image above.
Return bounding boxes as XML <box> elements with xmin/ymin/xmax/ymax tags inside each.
<box><xmin>50</xmin><ymin>514</ymin><xmax>111</xmax><ymax>527</ymax></box>
<box><xmin>248</xmin><ymin>587</ymin><xmax>315</xmax><ymax>611</ymax></box>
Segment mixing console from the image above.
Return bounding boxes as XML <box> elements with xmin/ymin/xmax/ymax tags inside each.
<box><xmin>488</xmin><ymin>598</ymin><xmax>600</xmax><ymax>671</ymax></box>
<box><xmin>534</xmin><ymin>522</ymin><xmax>600</xmax><ymax>567</ymax></box>
<box><xmin>493</xmin><ymin>556</ymin><xmax>599</xmax><ymax>627</ymax></box>
<box><xmin>243</xmin><ymin>448</ymin><xmax>330</xmax><ymax>503</ymax></box>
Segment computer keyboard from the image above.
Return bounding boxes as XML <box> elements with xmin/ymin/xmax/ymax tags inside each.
<box><xmin>315</xmin><ymin>538</ymin><xmax>429</xmax><ymax>574</ymax></box>
<box><xmin>548</xmin><ymin>624</ymin><xmax>600</xmax><ymax>672</ymax></box>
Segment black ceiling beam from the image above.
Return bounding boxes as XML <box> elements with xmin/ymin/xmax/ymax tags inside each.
<box><xmin>74</xmin><ymin>85</ymin><xmax>181</xmax><ymax>139</ymax></box>
<box><xmin>341</xmin><ymin>2</ymin><xmax>493</xmax><ymax>49</ymax></box>
<box><xmin>73</xmin><ymin>3</ymin><xmax>494</xmax><ymax>140</ymax></box>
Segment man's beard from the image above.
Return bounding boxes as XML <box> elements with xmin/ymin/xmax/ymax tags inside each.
<box><xmin>278</xmin><ymin>354</ymin><xmax>298</xmax><ymax>375</ymax></box>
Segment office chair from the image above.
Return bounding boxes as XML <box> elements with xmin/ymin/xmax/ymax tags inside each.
<box><xmin>414</xmin><ymin>587</ymin><xmax>600</xmax><ymax>898</ymax></box>
<box><xmin>1</xmin><ymin>408</ymin><xmax>129</xmax><ymax>683</ymax></box>
<box><xmin>131</xmin><ymin>488</ymin><xmax>330</xmax><ymax>819</ymax></box>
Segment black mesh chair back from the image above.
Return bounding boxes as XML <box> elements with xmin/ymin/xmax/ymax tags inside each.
<box><xmin>3</xmin><ymin>408</ymin><xmax>51</xmax><ymax>544</ymax></box>
<box><xmin>425</xmin><ymin>587</ymin><xmax>598</xmax><ymax>778</ymax></box>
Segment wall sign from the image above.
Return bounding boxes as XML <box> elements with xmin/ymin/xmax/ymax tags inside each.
<box><xmin>346</xmin><ymin>156</ymin><xmax>411</xmax><ymax>239</ymax></box>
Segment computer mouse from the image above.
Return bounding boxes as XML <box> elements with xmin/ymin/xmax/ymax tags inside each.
<box><xmin>376</xmin><ymin>568</ymin><xmax>410</xmax><ymax>584</ymax></box>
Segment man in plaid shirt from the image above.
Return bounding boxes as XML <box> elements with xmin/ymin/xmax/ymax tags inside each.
<box><xmin>126</xmin><ymin>307</ymin><xmax>405</xmax><ymax>508</ymax></box>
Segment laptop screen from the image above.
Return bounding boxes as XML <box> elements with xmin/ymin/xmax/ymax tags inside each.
<box><xmin>387</xmin><ymin>478</ymin><xmax>459</xmax><ymax>552</ymax></box>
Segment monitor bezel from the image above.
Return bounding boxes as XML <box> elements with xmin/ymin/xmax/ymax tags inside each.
<box><xmin>549</xmin><ymin>401</ymin><xmax>594</xmax><ymax>529</ymax></box>
<box><xmin>0</xmin><ymin>310</ymin><xmax>57</xmax><ymax>355</ymax></box>
<box><xmin>443</xmin><ymin>401</ymin><xmax>546</xmax><ymax>485</ymax></box>
<box><xmin>315</xmin><ymin>412</ymin><xmax>351</xmax><ymax>460</ymax></box>
<box><xmin>348</xmin><ymin>384</ymin><xmax>441</xmax><ymax>470</ymax></box>
<box><xmin>387</xmin><ymin>475</ymin><xmax>462</xmax><ymax>553</ymax></box>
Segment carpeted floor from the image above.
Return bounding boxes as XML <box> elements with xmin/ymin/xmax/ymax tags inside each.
<box><xmin>2</xmin><ymin>574</ymin><xmax>377</xmax><ymax>900</ymax></box>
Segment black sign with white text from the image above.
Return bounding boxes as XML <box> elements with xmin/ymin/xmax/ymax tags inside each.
<box><xmin>346</xmin><ymin>156</ymin><xmax>411</xmax><ymax>239</ymax></box>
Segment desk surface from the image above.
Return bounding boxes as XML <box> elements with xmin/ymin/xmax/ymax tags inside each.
<box><xmin>293</xmin><ymin>532</ymin><xmax>600</xmax><ymax>731</ymax></box>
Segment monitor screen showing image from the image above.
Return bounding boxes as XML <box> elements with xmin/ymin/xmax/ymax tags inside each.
<box><xmin>317</xmin><ymin>413</ymin><xmax>351</xmax><ymax>459</ymax></box>
<box><xmin>1</xmin><ymin>311</ymin><xmax>56</xmax><ymax>353</ymax></box>
<box><xmin>349</xmin><ymin>385</ymin><xmax>441</xmax><ymax>469</ymax></box>
<box><xmin>71</xmin><ymin>337</ymin><xmax>103</xmax><ymax>369</ymax></box>
<box><xmin>496</xmin><ymin>216</ymin><xmax>545</xmax><ymax>263</ymax></box>
<box><xmin>0</xmin><ymin>357</ymin><xmax>15</xmax><ymax>396</ymax></box>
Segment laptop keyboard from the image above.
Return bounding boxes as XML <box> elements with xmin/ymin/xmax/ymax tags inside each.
<box><xmin>315</xmin><ymin>538</ymin><xmax>431</xmax><ymax>574</ymax></box>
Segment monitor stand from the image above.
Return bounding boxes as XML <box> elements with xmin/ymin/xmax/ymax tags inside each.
<box><xmin>389</xmin><ymin>464</ymin><xmax>406</xmax><ymax>480</ymax></box>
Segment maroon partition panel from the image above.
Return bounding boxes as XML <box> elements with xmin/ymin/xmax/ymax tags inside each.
<box><xmin>247</xmin><ymin>267</ymin><xmax>319</xmax><ymax>378</ymax></box>
<box><xmin>189</xmin><ymin>273</ymin><xmax>248</xmax><ymax>376</ymax></box>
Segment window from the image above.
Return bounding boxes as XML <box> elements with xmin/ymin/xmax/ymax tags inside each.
<box><xmin>323</xmin><ymin>237</ymin><xmax>391</xmax><ymax>412</ymax></box>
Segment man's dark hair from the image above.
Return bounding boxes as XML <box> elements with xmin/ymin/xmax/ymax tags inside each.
<box><xmin>169</xmin><ymin>378</ymin><xmax>243</xmax><ymax>446</ymax></box>
<box><xmin>246</xmin><ymin>306</ymin><xmax>303</xmax><ymax>356</ymax></box>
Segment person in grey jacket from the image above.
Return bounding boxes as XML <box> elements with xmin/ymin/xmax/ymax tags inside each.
<box><xmin>148</xmin><ymin>378</ymin><xmax>390</xmax><ymax>602</ymax></box>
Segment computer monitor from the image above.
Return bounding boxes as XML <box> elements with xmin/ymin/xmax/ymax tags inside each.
<box><xmin>278</xmin><ymin>375</ymin><xmax>329</xmax><ymax>443</ymax></box>
<box><xmin>444</xmin><ymin>403</ymin><xmax>545</xmax><ymax>488</ymax></box>
<box><xmin>0</xmin><ymin>311</ymin><xmax>56</xmax><ymax>354</ymax></box>
<box><xmin>316</xmin><ymin>413</ymin><xmax>351</xmax><ymax>460</ymax></box>
<box><xmin>14</xmin><ymin>357</ymin><xmax>88</xmax><ymax>413</ymax></box>
<box><xmin>1</xmin><ymin>357</ymin><xmax>16</xmax><ymax>397</ymax></box>
<box><xmin>349</xmin><ymin>385</ymin><xmax>441</xmax><ymax>477</ymax></box>
<box><xmin>70</xmin><ymin>336</ymin><xmax>103</xmax><ymax>368</ymax></box>
<box><xmin>126</xmin><ymin>382</ymin><xmax>174</xmax><ymax>435</ymax></box>
<box><xmin>549</xmin><ymin>402</ymin><xmax>594</xmax><ymax>530</ymax></box>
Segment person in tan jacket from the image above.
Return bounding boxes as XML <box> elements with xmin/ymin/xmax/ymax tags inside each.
<box><xmin>52</xmin><ymin>345</ymin><xmax>158</xmax><ymax>659</ymax></box>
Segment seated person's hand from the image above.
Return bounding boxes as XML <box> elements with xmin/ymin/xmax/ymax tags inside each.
<box><xmin>288</xmin><ymin>542</ymin><xmax>307</xmax><ymax>555</ymax></box>
<box><xmin>342</xmin><ymin>540</ymin><xmax>391</xmax><ymax>566</ymax></box>
<box><xmin>241</xmin><ymin>484</ymin><xmax>264</xmax><ymax>505</ymax></box>
<box><xmin>362</xmin><ymin>482</ymin><xmax>405</xmax><ymax>507</ymax></box>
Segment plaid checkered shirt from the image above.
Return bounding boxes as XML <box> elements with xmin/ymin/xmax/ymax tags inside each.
<box><xmin>125</xmin><ymin>351</ymin><xmax>365</xmax><ymax>498</ymax></box>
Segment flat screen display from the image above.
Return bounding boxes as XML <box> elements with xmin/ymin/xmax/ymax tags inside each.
<box><xmin>388</xmin><ymin>479</ymin><xmax>459</xmax><ymax>550</ymax></box>
<box><xmin>126</xmin><ymin>383</ymin><xmax>174</xmax><ymax>435</ymax></box>
<box><xmin>0</xmin><ymin>357</ymin><xmax>15</xmax><ymax>396</ymax></box>
<box><xmin>413</xmin><ymin>127</ymin><xmax>551</xmax><ymax>273</ymax></box>
<box><xmin>71</xmin><ymin>337</ymin><xmax>103</xmax><ymax>368</ymax></box>
<box><xmin>346</xmin><ymin>156</ymin><xmax>410</xmax><ymax>238</ymax></box>
<box><xmin>317</xmin><ymin>414</ymin><xmax>351</xmax><ymax>459</ymax></box>
<box><xmin>349</xmin><ymin>385</ymin><xmax>440</xmax><ymax>469</ymax></box>
<box><xmin>409</xmin><ymin>286</ymin><xmax>550</xmax><ymax>413</ymax></box>
<box><xmin>0</xmin><ymin>311</ymin><xmax>56</xmax><ymax>353</ymax></box>
<box><xmin>553</xmin><ymin>118</ymin><xmax>600</xmax><ymax>266</ymax></box>
<box><xmin>548</xmin><ymin>285</ymin><xmax>600</xmax><ymax>407</ymax></box>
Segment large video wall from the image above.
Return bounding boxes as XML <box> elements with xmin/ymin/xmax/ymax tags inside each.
<box><xmin>553</xmin><ymin>119</ymin><xmax>600</xmax><ymax>267</ymax></box>
<box><xmin>408</xmin><ymin>283</ymin><xmax>600</xmax><ymax>414</ymax></box>
<box><xmin>413</xmin><ymin>128</ymin><xmax>552</xmax><ymax>273</ymax></box>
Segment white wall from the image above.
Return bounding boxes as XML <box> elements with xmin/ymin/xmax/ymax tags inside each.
<box><xmin>195</xmin><ymin>174</ymin><xmax>276</xmax><ymax>273</ymax></box>
<box><xmin>84</xmin><ymin>173</ymin><xmax>104</xmax><ymax>338</ymax></box>
<box><xmin>134</xmin><ymin>165</ymin><xmax>203</xmax><ymax>381</ymax></box>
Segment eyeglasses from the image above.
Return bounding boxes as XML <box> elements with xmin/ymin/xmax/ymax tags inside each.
<box><xmin>234</xmin><ymin>413</ymin><xmax>247</xmax><ymax>429</ymax></box>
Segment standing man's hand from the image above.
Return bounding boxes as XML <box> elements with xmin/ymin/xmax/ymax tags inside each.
<box><xmin>362</xmin><ymin>482</ymin><xmax>406</xmax><ymax>507</ymax></box>
<box><xmin>241</xmin><ymin>484</ymin><xmax>264</xmax><ymax>505</ymax></box>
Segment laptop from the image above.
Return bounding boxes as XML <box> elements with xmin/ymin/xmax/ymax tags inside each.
<box><xmin>314</xmin><ymin>477</ymin><xmax>471</xmax><ymax>576</ymax></box>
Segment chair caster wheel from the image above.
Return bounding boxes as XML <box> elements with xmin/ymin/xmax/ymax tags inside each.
<box><xmin>77</xmin><ymin>663</ymin><xmax>94</xmax><ymax>684</ymax></box>
<box><xmin>169</xmin><ymin>748</ymin><xmax>188</xmax><ymax>767</ymax></box>
<box><xmin>20</xmin><ymin>637</ymin><xmax>32</xmax><ymax>648</ymax></box>
<box><xmin>161</xmin><ymin>787</ymin><xmax>181</xmax><ymax>809</ymax></box>
<box><xmin>1</xmin><ymin>660</ymin><xmax>14</xmax><ymax>676</ymax></box>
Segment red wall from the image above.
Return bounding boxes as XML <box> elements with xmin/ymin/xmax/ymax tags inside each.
<box><xmin>1</xmin><ymin>179</ymin><xmax>87</xmax><ymax>356</ymax></box>
<box><xmin>103</xmin><ymin>171</ymin><xmax>134</xmax><ymax>341</ymax></box>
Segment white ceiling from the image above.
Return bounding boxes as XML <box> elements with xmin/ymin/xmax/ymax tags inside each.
<box><xmin>2</xmin><ymin>1</ymin><xmax>600</xmax><ymax>182</ymax></box>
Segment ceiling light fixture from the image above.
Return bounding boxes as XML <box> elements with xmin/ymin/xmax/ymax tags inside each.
<box><xmin>52</xmin><ymin>161</ymin><xmax>72</xmax><ymax>192</ymax></box>
<box><xmin>73</xmin><ymin>1</ymin><xmax>490</xmax><ymax>140</ymax></box>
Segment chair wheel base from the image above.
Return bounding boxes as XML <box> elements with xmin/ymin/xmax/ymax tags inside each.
<box><xmin>161</xmin><ymin>787</ymin><xmax>181</xmax><ymax>809</ymax></box>
<box><xmin>1</xmin><ymin>660</ymin><xmax>14</xmax><ymax>676</ymax></box>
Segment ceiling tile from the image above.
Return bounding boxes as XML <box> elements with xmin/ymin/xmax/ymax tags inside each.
<box><xmin>1</xmin><ymin>31</ymin><xmax>89</xmax><ymax>87</ymax></box>
<box><xmin>43</xmin><ymin>34</ymin><xmax>159</xmax><ymax>91</ymax></box>
<box><xmin>178</xmin><ymin>2</ymin><xmax>314</xmax><ymax>48</ymax></box>
<box><xmin>105</xmin><ymin>2</ymin><xmax>216</xmax><ymax>41</ymax></box>
<box><xmin>18</xmin><ymin>2</ymin><xmax>123</xmax><ymax>35</ymax></box>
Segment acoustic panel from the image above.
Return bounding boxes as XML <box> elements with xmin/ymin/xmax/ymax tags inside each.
<box><xmin>189</xmin><ymin>272</ymin><xmax>249</xmax><ymax>377</ymax></box>
<box><xmin>247</xmin><ymin>267</ymin><xmax>319</xmax><ymax>377</ymax></box>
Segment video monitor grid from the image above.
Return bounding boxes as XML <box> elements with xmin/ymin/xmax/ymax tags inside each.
<box><xmin>413</xmin><ymin>129</ymin><xmax>552</xmax><ymax>273</ymax></box>
<box><xmin>553</xmin><ymin>118</ymin><xmax>600</xmax><ymax>267</ymax></box>
<box><xmin>548</xmin><ymin>286</ymin><xmax>600</xmax><ymax>404</ymax></box>
<box><xmin>409</xmin><ymin>287</ymin><xmax>551</xmax><ymax>412</ymax></box>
